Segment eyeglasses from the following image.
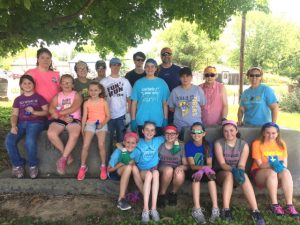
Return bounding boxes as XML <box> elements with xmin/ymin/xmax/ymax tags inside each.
<box><xmin>161</xmin><ymin>52</ymin><xmax>172</xmax><ymax>57</ymax></box>
<box><xmin>135</xmin><ymin>58</ymin><xmax>145</xmax><ymax>62</ymax></box>
<box><xmin>191</xmin><ymin>130</ymin><xmax>204</xmax><ymax>135</ymax></box>
<box><xmin>165</xmin><ymin>132</ymin><xmax>177</xmax><ymax>136</ymax></box>
<box><xmin>204</xmin><ymin>73</ymin><xmax>216</xmax><ymax>78</ymax></box>
<box><xmin>249</xmin><ymin>74</ymin><xmax>261</xmax><ymax>78</ymax></box>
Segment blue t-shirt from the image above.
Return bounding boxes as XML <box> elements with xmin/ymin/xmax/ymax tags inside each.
<box><xmin>130</xmin><ymin>136</ymin><xmax>165</xmax><ymax>170</ymax></box>
<box><xmin>185</xmin><ymin>140</ymin><xmax>213</xmax><ymax>166</ymax></box>
<box><xmin>240</xmin><ymin>84</ymin><xmax>278</xmax><ymax>126</ymax></box>
<box><xmin>131</xmin><ymin>77</ymin><xmax>170</xmax><ymax>127</ymax></box>
<box><xmin>108</xmin><ymin>148</ymin><xmax>134</xmax><ymax>167</ymax></box>
<box><xmin>158</xmin><ymin>64</ymin><xmax>181</xmax><ymax>91</ymax></box>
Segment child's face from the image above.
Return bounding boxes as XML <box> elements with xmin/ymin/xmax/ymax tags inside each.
<box><xmin>88</xmin><ymin>84</ymin><xmax>101</xmax><ymax>98</ymax></box>
<box><xmin>165</xmin><ymin>128</ymin><xmax>178</xmax><ymax>142</ymax></box>
<box><xmin>20</xmin><ymin>78</ymin><xmax>34</xmax><ymax>92</ymax></box>
<box><xmin>191</xmin><ymin>125</ymin><xmax>205</xmax><ymax>142</ymax></box>
<box><xmin>124</xmin><ymin>137</ymin><xmax>137</xmax><ymax>152</ymax></box>
<box><xmin>142</xmin><ymin>124</ymin><xmax>156</xmax><ymax>140</ymax></box>
<box><xmin>223</xmin><ymin>124</ymin><xmax>238</xmax><ymax>141</ymax></box>
<box><xmin>180</xmin><ymin>74</ymin><xmax>192</xmax><ymax>86</ymax></box>
<box><xmin>263</xmin><ymin>127</ymin><xmax>278</xmax><ymax>142</ymax></box>
<box><xmin>60</xmin><ymin>77</ymin><xmax>74</xmax><ymax>92</ymax></box>
<box><xmin>144</xmin><ymin>63</ymin><xmax>157</xmax><ymax>75</ymax></box>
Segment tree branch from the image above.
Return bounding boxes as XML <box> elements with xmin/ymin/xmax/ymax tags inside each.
<box><xmin>48</xmin><ymin>0</ymin><xmax>95</xmax><ymax>27</ymax></box>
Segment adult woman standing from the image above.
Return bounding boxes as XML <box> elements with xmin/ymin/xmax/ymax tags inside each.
<box><xmin>200</xmin><ymin>66</ymin><xmax>228</xmax><ymax>126</ymax></box>
<box><xmin>237</xmin><ymin>67</ymin><xmax>278</xmax><ymax>126</ymax></box>
<box><xmin>26</xmin><ymin>48</ymin><xmax>60</xmax><ymax>104</ymax></box>
<box><xmin>214</xmin><ymin>120</ymin><xmax>265</xmax><ymax>225</ymax></box>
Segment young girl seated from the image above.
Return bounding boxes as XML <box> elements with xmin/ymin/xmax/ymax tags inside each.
<box><xmin>130</xmin><ymin>121</ymin><xmax>165</xmax><ymax>223</ymax></box>
<box><xmin>251</xmin><ymin>122</ymin><xmax>299</xmax><ymax>217</ymax></box>
<box><xmin>158</xmin><ymin>125</ymin><xmax>188</xmax><ymax>207</ymax></box>
<box><xmin>47</xmin><ymin>74</ymin><xmax>82</xmax><ymax>175</ymax></box>
<box><xmin>185</xmin><ymin>122</ymin><xmax>219</xmax><ymax>224</ymax></box>
<box><xmin>5</xmin><ymin>75</ymin><xmax>48</xmax><ymax>178</ymax></box>
<box><xmin>108</xmin><ymin>132</ymin><xmax>139</xmax><ymax>210</ymax></box>
<box><xmin>214</xmin><ymin>120</ymin><xmax>265</xmax><ymax>225</ymax></box>
<box><xmin>77</xmin><ymin>82</ymin><xmax>110</xmax><ymax>180</ymax></box>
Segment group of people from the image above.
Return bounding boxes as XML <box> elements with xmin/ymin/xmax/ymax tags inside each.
<box><xmin>4</xmin><ymin>47</ymin><xmax>298</xmax><ymax>224</ymax></box>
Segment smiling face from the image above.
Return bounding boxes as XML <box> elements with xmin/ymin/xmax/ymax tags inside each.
<box><xmin>144</xmin><ymin>63</ymin><xmax>157</xmax><ymax>76</ymax></box>
<box><xmin>190</xmin><ymin>124</ymin><xmax>206</xmax><ymax>143</ymax></box>
<box><xmin>180</xmin><ymin>74</ymin><xmax>193</xmax><ymax>87</ymax></box>
<box><xmin>124</xmin><ymin>136</ymin><xmax>137</xmax><ymax>152</ymax></box>
<box><xmin>60</xmin><ymin>76</ymin><xmax>74</xmax><ymax>92</ymax></box>
<box><xmin>142</xmin><ymin>123</ymin><xmax>156</xmax><ymax>141</ymax></box>
<box><xmin>248</xmin><ymin>68</ymin><xmax>262</xmax><ymax>88</ymax></box>
<box><xmin>88</xmin><ymin>84</ymin><xmax>101</xmax><ymax>98</ymax></box>
<box><xmin>165</xmin><ymin>128</ymin><xmax>178</xmax><ymax>143</ymax></box>
<box><xmin>20</xmin><ymin>78</ymin><xmax>34</xmax><ymax>92</ymax></box>
<box><xmin>263</xmin><ymin>126</ymin><xmax>278</xmax><ymax>142</ymax></box>
<box><xmin>37</xmin><ymin>52</ymin><xmax>52</xmax><ymax>70</ymax></box>
<box><xmin>76</xmin><ymin>62</ymin><xmax>88</xmax><ymax>79</ymax></box>
<box><xmin>223</xmin><ymin>124</ymin><xmax>238</xmax><ymax>142</ymax></box>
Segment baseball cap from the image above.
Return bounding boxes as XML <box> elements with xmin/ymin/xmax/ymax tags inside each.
<box><xmin>110</xmin><ymin>57</ymin><xmax>122</xmax><ymax>65</ymax></box>
<box><xmin>145</xmin><ymin>58</ymin><xmax>157</xmax><ymax>66</ymax></box>
<box><xmin>204</xmin><ymin>66</ymin><xmax>217</xmax><ymax>74</ymax></box>
<box><xmin>95</xmin><ymin>60</ymin><xmax>106</xmax><ymax>70</ymax></box>
<box><xmin>161</xmin><ymin>47</ymin><xmax>172</xmax><ymax>55</ymax></box>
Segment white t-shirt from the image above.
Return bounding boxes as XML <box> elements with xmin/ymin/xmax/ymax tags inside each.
<box><xmin>101</xmin><ymin>76</ymin><xmax>131</xmax><ymax>119</ymax></box>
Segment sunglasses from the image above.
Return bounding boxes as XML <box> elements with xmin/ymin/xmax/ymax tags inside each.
<box><xmin>161</xmin><ymin>52</ymin><xmax>172</xmax><ymax>57</ymax></box>
<box><xmin>249</xmin><ymin>74</ymin><xmax>261</xmax><ymax>78</ymax></box>
<box><xmin>135</xmin><ymin>58</ymin><xmax>145</xmax><ymax>62</ymax></box>
<box><xmin>191</xmin><ymin>130</ymin><xmax>204</xmax><ymax>135</ymax></box>
<box><xmin>204</xmin><ymin>73</ymin><xmax>216</xmax><ymax>78</ymax></box>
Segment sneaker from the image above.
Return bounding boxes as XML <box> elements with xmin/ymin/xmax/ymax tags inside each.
<box><xmin>271</xmin><ymin>204</ymin><xmax>285</xmax><ymax>216</ymax></box>
<box><xmin>29</xmin><ymin>166</ymin><xmax>38</xmax><ymax>179</ymax></box>
<box><xmin>141</xmin><ymin>210</ymin><xmax>150</xmax><ymax>224</ymax></box>
<box><xmin>100</xmin><ymin>165</ymin><xmax>107</xmax><ymax>180</ymax></box>
<box><xmin>12</xmin><ymin>166</ymin><xmax>24</xmax><ymax>178</ymax></box>
<box><xmin>150</xmin><ymin>209</ymin><xmax>160</xmax><ymax>222</ymax></box>
<box><xmin>251</xmin><ymin>210</ymin><xmax>266</xmax><ymax>225</ymax></box>
<box><xmin>117</xmin><ymin>198</ymin><xmax>131</xmax><ymax>211</ymax></box>
<box><xmin>192</xmin><ymin>208</ymin><xmax>206</xmax><ymax>224</ymax></box>
<box><xmin>157</xmin><ymin>194</ymin><xmax>166</xmax><ymax>208</ymax></box>
<box><xmin>77</xmin><ymin>165</ymin><xmax>88</xmax><ymax>181</ymax></box>
<box><xmin>285</xmin><ymin>205</ymin><xmax>300</xmax><ymax>218</ymax></box>
<box><xmin>56</xmin><ymin>156</ymin><xmax>67</xmax><ymax>175</ymax></box>
<box><xmin>221</xmin><ymin>208</ymin><xmax>233</xmax><ymax>222</ymax></box>
<box><xmin>168</xmin><ymin>192</ymin><xmax>177</xmax><ymax>206</ymax></box>
<box><xmin>210</xmin><ymin>208</ymin><xmax>220</xmax><ymax>223</ymax></box>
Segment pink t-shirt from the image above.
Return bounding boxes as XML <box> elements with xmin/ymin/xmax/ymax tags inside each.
<box><xmin>86</xmin><ymin>98</ymin><xmax>106</xmax><ymax>123</ymax></box>
<box><xmin>57</xmin><ymin>91</ymin><xmax>81</xmax><ymax>120</ymax></box>
<box><xmin>200</xmin><ymin>81</ymin><xmax>224</xmax><ymax>126</ymax></box>
<box><xmin>26</xmin><ymin>68</ymin><xmax>60</xmax><ymax>103</ymax></box>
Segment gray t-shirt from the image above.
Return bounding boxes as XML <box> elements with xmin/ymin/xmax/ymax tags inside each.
<box><xmin>213</xmin><ymin>138</ymin><xmax>247</xmax><ymax>170</ymax></box>
<box><xmin>167</xmin><ymin>85</ymin><xmax>206</xmax><ymax>132</ymax></box>
<box><xmin>158</xmin><ymin>143</ymin><xmax>185</xmax><ymax>168</ymax></box>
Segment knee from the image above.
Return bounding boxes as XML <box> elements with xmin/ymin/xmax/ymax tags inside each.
<box><xmin>47</xmin><ymin>130</ymin><xmax>56</xmax><ymax>140</ymax></box>
<box><xmin>162</xmin><ymin>167</ymin><xmax>173</xmax><ymax>177</ymax></box>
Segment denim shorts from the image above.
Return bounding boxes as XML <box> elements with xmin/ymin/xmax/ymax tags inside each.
<box><xmin>84</xmin><ymin>123</ymin><xmax>108</xmax><ymax>133</ymax></box>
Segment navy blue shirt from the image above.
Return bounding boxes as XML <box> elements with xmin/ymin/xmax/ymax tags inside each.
<box><xmin>158</xmin><ymin>64</ymin><xmax>181</xmax><ymax>91</ymax></box>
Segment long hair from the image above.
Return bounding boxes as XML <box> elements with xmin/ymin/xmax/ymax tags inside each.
<box><xmin>259</xmin><ymin>123</ymin><xmax>285</xmax><ymax>150</ymax></box>
<box><xmin>88</xmin><ymin>81</ymin><xmax>105</xmax><ymax>98</ymax></box>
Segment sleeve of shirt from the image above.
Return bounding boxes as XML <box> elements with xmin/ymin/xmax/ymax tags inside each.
<box><xmin>265</xmin><ymin>86</ymin><xmax>278</xmax><ymax>105</ymax></box>
<box><xmin>198</xmin><ymin>86</ymin><xmax>206</xmax><ymax>106</ymax></box>
<box><xmin>167</xmin><ymin>89</ymin><xmax>175</xmax><ymax>108</ymax></box>
<box><xmin>130</xmin><ymin>147</ymin><xmax>141</xmax><ymax>163</ymax></box>
<box><xmin>124</xmin><ymin>78</ymin><xmax>132</xmax><ymax>97</ymax></box>
<box><xmin>131</xmin><ymin>82</ymin><xmax>139</xmax><ymax>101</ymax></box>
<box><xmin>162</xmin><ymin>81</ymin><xmax>170</xmax><ymax>101</ymax></box>
<box><xmin>39</xmin><ymin>94</ymin><xmax>48</xmax><ymax>107</ymax></box>
<box><xmin>12</xmin><ymin>97</ymin><xmax>19</xmax><ymax>108</ymax></box>
<box><xmin>108</xmin><ymin>149</ymin><xmax>121</xmax><ymax>167</ymax></box>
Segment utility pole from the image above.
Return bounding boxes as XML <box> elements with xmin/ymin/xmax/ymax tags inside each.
<box><xmin>239</xmin><ymin>12</ymin><xmax>246</xmax><ymax>100</ymax></box>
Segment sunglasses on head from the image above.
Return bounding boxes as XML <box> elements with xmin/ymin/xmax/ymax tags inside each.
<box><xmin>204</xmin><ymin>73</ymin><xmax>216</xmax><ymax>78</ymax></box>
<box><xmin>249</xmin><ymin>74</ymin><xmax>261</xmax><ymax>78</ymax></box>
<box><xmin>161</xmin><ymin>52</ymin><xmax>172</xmax><ymax>57</ymax></box>
<box><xmin>135</xmin><ymin>58</ymin><xmax>145</xmax><ymax>62</ymax></box>
<box><xmin>191</xmin><ymin>130</ymin><xmax>204</xmax><ymax>135</ymax></box>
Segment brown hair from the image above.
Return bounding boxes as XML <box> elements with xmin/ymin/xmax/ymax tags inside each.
<box><xmin>191</xmin><ymin>122</ymin><xmax>211</xmax><ymax>163</ymax></box>
<box><xmin>60</xmin><ymin>74</ymin><xmax>74</xmax><ymax>84</ymax></box>
<box><xmin>259</xmin><ymin>124</ymin><xmax>285</xmax><ymax>150</ymax></box>
<box><xmin>88</xmin><ymin>81</ymin><xmax>106</xmax><ymax>98</ymax></box>
<box><xmin>36</xmin><ymin>48</ymin><xmax>53</xmax><ymax>71</ymax></box>
<box><xmin>246</xmin><ymin>67</ymin><xmax>263</xmax><ymax>77</ymax></box>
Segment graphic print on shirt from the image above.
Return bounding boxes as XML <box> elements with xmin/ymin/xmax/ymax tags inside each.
<box><xmin>194</xmin><ymin>152</ymin><xmax>204</xmax><ymax>166</ymax></box>
<box><xmin>176</xmin><ymin>95</ymin><xmax>198</xmax><ymax>117</ymax></box>
<box><xmin>51</xmin><ymin>77</ymin><xmax>58</xmax><ymax>83</ymax></box>
<box><xmin>107</xmin><ymin>81</ymin><xmax>124</xmax><ymax>97</ymax></box>
<box><xmin>263</xmin><ymin>149</ymin><xmax>283</xmax><ymax>163</ymax></box>
<box><xmin>141</xmin><ymin>87</ymin><xmax>160</xmax><ymax>103</ymax></box>
<box><xmin>62</xmin><ymin>98</ymin><xmax>72</xmax><ymax>109</ymax></box>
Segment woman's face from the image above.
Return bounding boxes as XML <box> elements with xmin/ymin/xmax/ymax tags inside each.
<box><xmin>204</xmin><ymin>72</ymin><xmax>216</xmax><ymax>85</ymax></box>
<box><xmin>165</xmin><ymin>128</ymin><xmax>178</xmax><ymax>143</ymax></box>
<box><xmin>191</xmin><ymin>125</ymin><xmax>205</xmax><ymax>142</ymax></box>
<box><xmin>76</xmin><ymin>63</ymin><xmax>88</xmax><ymax>78</ymax></box>
<box><xmin>142</xmin><ymin>123</ymin><xmax>156</xmax><ymax>140</ymax></box>
<box><xmin>248</xmin><ymin>69</ymin><xmax>262</xmax><ymax>87</ymax></box>
<box><xmin>263</xmin><ymin>127</ymin><xmax>278</xmax><ymax>142</ymax></box>
<box><xmin>37</xmin><ymin>52</ymin><xmax>52</xmax><ymax>69</ymax></box>
<box><xmin>20</xmin><ymin>78</ymin><xmax>34</xmax><ymax>92</ymax></box>
<box><xmin>223</xmin><ymin>124</ymin><xmax>238</xmax><ymax>141</ymax></box>
<box><xmin>124</xmin><ymin>137</ymin><xmax>137</xmax><ymax>152</ymax></box>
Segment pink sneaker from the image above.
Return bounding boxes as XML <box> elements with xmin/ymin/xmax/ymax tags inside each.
<box><xmin>285</xmin><ymin>205</ymin><xmax>300</xmax><ymax>218</ymax></box>
<box><xmin>56</xmin><ymin>156</ymin><xmax>67</xmax><ymax>175</ymax></box>
<box><xmin>271</xmin><ymin>204</ymin><xmax>285</xmax><ymax>216</ymax></box>
<box><xmin>100</xmin><ymin>165</ymin><xmax>107</xmax><ymax>180</ymax></box>
<box><xmin>77</xmin><ymin>166</ymin><xmax>88</xmax><ymax>181</ymax></box>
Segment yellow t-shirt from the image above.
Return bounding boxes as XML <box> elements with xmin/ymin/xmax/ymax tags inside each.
<box><xmin>251</xmin><ymin>139</ymin><xmax>287</xmax><ymax>171</ymax></box>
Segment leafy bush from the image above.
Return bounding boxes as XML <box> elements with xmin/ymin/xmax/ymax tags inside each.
<box><xmin>280</xmin><ymin>88</ymin><xmax>300</xmax><ymax>113</ymax></box>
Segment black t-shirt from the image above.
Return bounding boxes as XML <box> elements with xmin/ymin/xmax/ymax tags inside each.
<box><xmin>125</xmin><ymin>69</ymin><xmax>146</xmax><ymax>87</ymax></box>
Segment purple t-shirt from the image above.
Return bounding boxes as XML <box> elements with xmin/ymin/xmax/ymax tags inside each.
<box><xmin>13</xmin><ymin>93</ymin><xmax>48</xmax><ymax>122</ymax></box>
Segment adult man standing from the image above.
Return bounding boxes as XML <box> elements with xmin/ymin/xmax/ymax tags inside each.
<box><xmin>101</xmin><ymin>58</ymin><xmax>132</xmax><ymax>147</ymax></box>
<box><xmin>157</xmin><ymin>47</ymin><xmax>181</xmax><ymax>124</ymax></box>
<box><xmin>94</xmin><ymin>60</ymin><xmax>107</xmax><ymax>82</ymax></box>
<box><xmin>125</xmin><ymin>51</ymin><xmax>146</xmax><ymax>87</ymax></box>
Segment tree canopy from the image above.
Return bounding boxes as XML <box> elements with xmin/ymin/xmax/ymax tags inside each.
<box><xmin>0</xmin><ymin>0</ymin><xmax>261</xmax><ymax>57</ymax></box>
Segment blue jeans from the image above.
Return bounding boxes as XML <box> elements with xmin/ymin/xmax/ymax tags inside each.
<box><xmin>5</xmin><ymin>121</ymin><xmax>45</xmax><ymax>167</ymax></box>
<box><xmin>108</xmin><ymin>115</ymin><xmax>126</xmax><ymax>143</ymax></box>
